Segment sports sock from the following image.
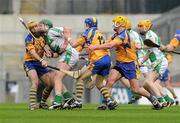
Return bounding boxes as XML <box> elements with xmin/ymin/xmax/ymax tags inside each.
<box><xmin>163</xmin><ymin>95</ymin><xmax>173</xmax><ymax>102</ymax></box>
<box><xmin>75</xmin><ymin>81</ymin><xmax>84</xmax><ymax>103</ymax></box>
<box><xmin>41</xmin><ymin>86</ymin><xmax>53</xmax><ymax>104</ymax></box>
<box><xmin>63</xmin><ymin>91</ymin><xmax>72</xmax><ymax>100</ymax></box>
<box><xmin>157</xmin><ymin>96</ymin><xmax>166</xmax><ymax>103</ymax></box>
<box><xmin>29</xmin><ymin>87</ymin><xmax>37</xmax><ymax>106</ymax></box>
<box><xmin>54</xmin><ymin>95</ymin><xmax>63</xmax><ymax>104</ymax></box>
<box><xmin>99</xmin><ymin>86</ymin><xmax>111</xmax><ymax>102</ymax></box>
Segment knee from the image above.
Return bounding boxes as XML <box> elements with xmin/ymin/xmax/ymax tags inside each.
<box><xmin>31</xmin><ymin>81</ymin><xmax>39</xmax><ymax>89</ymax></box>
<box><xmin>166</xmin><ymin>85</ymin><xmax>172</xmax><ymax>90</ymax></box>
<box><xmin>131</xmin><ymin>86</ymin><xmax>139</xmax><ymax>94</ymax></box>
<box><xmin>95</xmin><ymin>82</ymin><xmax>103</xmax><ymax>89</ymax></box>
<box><xmin>143</xmin><ymin>79</ymin><xmax>152</xmax><ymax>87</ymax></box>
<box><xmin>106</xmin><ymin>78</ymin><xmax>116</xmax><ymax>88</ymax></box>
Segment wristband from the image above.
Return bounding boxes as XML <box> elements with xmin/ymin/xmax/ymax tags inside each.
<box><xmin>67</xmin><ymin>37</ymin><xmax>72</xmax><ymax>42</ymax></box>
<box><xmin>40</xmin><ymin>58</ymin><xmax>44</xmax><ymax>62</ymax></box>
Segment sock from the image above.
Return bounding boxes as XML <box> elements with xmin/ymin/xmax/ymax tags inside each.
<box><xmin>41</xmin><ymin>87</ymin><xmax>53</xmax><ymax>104</ymax></box>
<box><xmin>157</xmin><ymin>96</ymin><xmax>166</xmax><ymax>103</ymax></box>
<box><xmin>147</xmin><ymin>95</ymin><xmax>159</xmax><ymax>106</ymax></box>
<box><xmin>54</xmin><ymin>95</ymin><xmax>62</xmax><ymax>104</ymax></box>
<box><xmin>63</xmin><ymin>91</ymin><xmax>72</xmax><ymax>100</ymax></box>
<box><xmin>163</xmin><ymin>95</ymin><xmax>173</xmax><ymax>102</ymax></box>
<box><xmin>99</xmin><ymin>86</ymin><xmax>111</xmax><ymax>102</ymax></box>
<box><xmin>29</xmin><ymin>87</ymin><xmax>37</xmax><ymax>106</ymax></box>
<box><xmin>75</xmin><ymin>81</ymin><xmax>84</xmax><ymax>103</ymax></box>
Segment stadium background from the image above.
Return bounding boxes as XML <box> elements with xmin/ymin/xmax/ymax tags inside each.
<box><xmin>0</xmin><ymin>0</ymin><xmax>180</xmax><ymax>105</ymax></box>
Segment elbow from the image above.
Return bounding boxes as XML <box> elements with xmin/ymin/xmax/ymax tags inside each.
<box><xmin>108</xmin><ymin>43</ymin><xmax>115</xmax><ymax>48</ymax></box>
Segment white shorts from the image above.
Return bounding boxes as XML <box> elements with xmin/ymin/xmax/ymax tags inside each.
<box><xmin>153</xmin><ymin>58</ymin><xmax>168</xmax><ymax>78</ymax></box>
<box><xmin>59</xmin><ymin>48</ymin><xmax>79</xmax><ymax>68</ymax></box>
<box><xmin>139</xmin><ymin>66</ymin><xmax>150</xmax><ymax>74</ymax></box>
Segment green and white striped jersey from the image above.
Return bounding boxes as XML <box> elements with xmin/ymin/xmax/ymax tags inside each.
<box><xmin>145</xmin><ymin>30</ymin><xmax>165</xmax><ymax>64</ymax></box>
<box><xmin>45</xmin><ymin>27</ymin><xmax>73</xmax><ymax>54</ymax></box>
<box><xmin>129</xmin><ymin>30</ymin><xmax>151</xmax><ymax>66</ymax></box>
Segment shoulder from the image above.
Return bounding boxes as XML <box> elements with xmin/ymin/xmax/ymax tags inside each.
<box><xmin>49</xmin><ymin>27</ymin><xmax>63</xmax><ymax>32</ymax></box>
<box><xmin>130</xmin><ymin>30</ymin><xmax>139</xmax><ymax>38</ymax></box>
<box><xmin>95</xmin><ymin>30</ymin><xmax>103</xmax><ymax>36</ymax></box>
<box><xmin>81</xmin><ymin>29</ymin><xmax>89</xmax><ymax>38</ymax></box>
<box><xmin>146</xmin><ymin>30</ymin><xmax>157</xmax><ymax>37</ymax></box>
<box><xmin>48</xmin><ymin>27</ymin><xmax>64</xmax><ymax>36</ymax></box>
<box><xmin>25</xmin><ymin>34</ymin><xmax>33</xmax><ymax>43</ymax></box>
<box><xmin>130</xmin><ymin>30</ymin><xmax>139</xmax><ymax>35</ymax></box>
<box><xmin>117</xmin><ymin>30</ymin><xmax>127</xmax><ymax>41</ymax></box>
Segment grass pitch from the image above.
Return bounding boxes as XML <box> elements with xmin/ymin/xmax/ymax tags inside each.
<box><xmin>0</xmin><ymin>103</ymin><xmax>180</xmax><ymax>123</ymax></box>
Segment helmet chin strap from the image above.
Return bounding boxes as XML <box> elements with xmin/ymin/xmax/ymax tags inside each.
<box><xmin>84</xmin><ymin>23</ymin><xmax>89</xmax><ymax>30</ymax></box>
<box><xmin>113</xmin><ymin>27</ymin><xmax>117</xmax><ymax>32</ymax></box>
<box><xmin>113</xmin><ymin>26</ymin><xmax>126</xmax><ymax>33</ymax></box>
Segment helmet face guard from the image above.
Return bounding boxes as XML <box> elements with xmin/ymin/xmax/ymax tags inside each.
<box><xmin>112</xmin><ymin>22</ymin><xmax>119</xmax><ymax>32</ymax></box>
<box><xmin>138</xmin><ymin>19</ymin><xmax>152</xmax><ymax>32</ymax></box>
<box><xmin>112</xmin><ymin>16</ymin><xmax>127</xmax><ymax>32</ymax></box>
<box><xmin>27</xmin><ymin>20</ymin><xmax>39</xmax><ymax>29</ymax></box>
<box><xmin>40</xmin><ymin>19</ymin><xmax>53</xmax><ymax>29</ymax></box>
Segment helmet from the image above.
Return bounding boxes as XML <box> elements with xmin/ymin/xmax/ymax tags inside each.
<box><xmin>40</xmin><ymin>19</ymin><xmax>53</xmax><ymax>29</ymax></box>
<box><xmin>84</xmin><ymin>17</ymin><xmax>98</xmax><ymax>28</ymax></box>
<box><xmin>138</xmin><ymin>19</ymin><xmax>152</xmax><ymax>31</ymax></box>
<box><xmin>113</xmin><ymin>16</ymin><xmax>127</xmax><ymax>28</ymax></box>
<box><xmin>126</xmin><ymin>20</ymin><xmax>132</xmax><ymax>30</ymax></box>
<box><xmin>27</xmin><ymin>20</ymin><xmax>39</xmax><ymax>29</ymax></box>
<box><xmin>175</xmin><ymin>30</ymin><xmax>180</xmax><ymax>41</ymax></box>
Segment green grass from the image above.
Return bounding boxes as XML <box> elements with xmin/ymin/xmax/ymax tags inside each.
<box><xmin>0</xmin><ymin>104</ymin><xmax>180</xmax><ymax>123</ymax></box>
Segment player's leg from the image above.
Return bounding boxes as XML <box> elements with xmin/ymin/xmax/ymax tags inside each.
<box><xmin>76</xmin><ymin>65</ymin><xmax>92</xmax><ymax>102</ymax></box>
<box><xmin>26</xmin><ymin>70</ymin><xmax>40</xmax><ymax>110</ymax></box>
<box><xmin>153</xmin><ymin>60</ymin><xmax>173</xmax><ymax>107</ymax></box>
<box><xmin>158</xmin><ymin>70</ymin><xmax>175</xmax><ymax>107</ymax></box>
<box><xmin>92</xmin><ymin>55</ymin><xmax>118</xmax><ymax>110</ymax></box>
<box><xmin>143</xmin><ymin>72</ymin><xmax>162</xmax><ymax>97</ymax></box>
<box><xmin>164</xmin><ymin>75</ymin><xmax>179</xmax><ymax>105</ymax></box>
<box><xmin>120</xmin><ymin>77</ymin><xmax>142</xmax><ymax>104</ymax></box>
<box><xmin>24</xmin><ymin>61</ymin><xmax>42</xmax><ymax>110</ymax></box>
<box><xmin>130</xmin><ymin>77</ymin><xmax>162</xmax><ymax>109</ymax></box>
<box><xmin>74</xmin><ymin>68</ymin><xmax>92</xmax><ymax>108</ymax></box>
<box><xmin>126</xmin><ymin>63</ymin><xmax>142</xmax><ymax>104</ymax></box>
<box><xmin>106</xmin><ymin>69</ymin><xmax>122</xmax><ymax>94</ymax></box>
<box><xmin>154</xmin><ymin>80</ymin><xmax>169</xmax><ymax>107</ymax></box>
<box><xmin>94</xmin><ymin>74</ymin><xmax>118</xmax><ymax>110</ymax></box>
<box><xmin>39</xmin><ymin>71</ymin><xmax>55</xmax><ymax>109</ymax></box>
<box><xmin>49</xmin><ymin>61</ymin><xmax>71</xmax><ymax>109</ymax></box>
<box><xmin>118</xmin><ymin>61</ymin><xmax>162</xmax><ymax>109</ymax></box>
<box><xmin>50</xmin><ymin>49</ymin><xmax>79</xmax><ymax>109</ymax></box>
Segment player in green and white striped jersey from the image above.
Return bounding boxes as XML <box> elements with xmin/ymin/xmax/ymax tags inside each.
<box><xmin>138</xmin><ymin>19</ymin><xmax>173</xmax><ymax>107</ymax></box>
<box><xmin>127</xmin><ymin>20</ymin><xmax>151</xmax><ymax>76</ymax></box>
<box><xmin>39</xmin><ymin>19</ymin><xmax>79</xmax><ymax>109</ymax></box>
<box><xmin>126</xmin><ymin>20</ymin><xmax>151</xmax><ymax>104</ymax></box>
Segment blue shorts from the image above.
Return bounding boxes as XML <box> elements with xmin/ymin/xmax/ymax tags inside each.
<box><xmin>113</xmin><ymin>61</ymin><xmax>137</xmax><ymax>80</ymax></box>
<box><xmin>92</xmin><ymin>55</ymin><xmax>111</xmax><ymax>76</ymax></box>
<box><xmin>160</xmin><ymin>69</ymin><xmax>169</xmax><ymax>82</ymax></box>
<box><xmin>24</xmin><ymin>61</ymin><xmax>50</xmax><ymax>77</ymax></box>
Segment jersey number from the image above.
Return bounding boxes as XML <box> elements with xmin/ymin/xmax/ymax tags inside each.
<box><xmin>98</xmin><ymin>36</ymin><xmax>105</xmax><ymax>44</ymax></box>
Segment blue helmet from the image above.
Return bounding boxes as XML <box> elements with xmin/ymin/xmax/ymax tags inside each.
<box><xmin>84</xmin><ymin>17</ymin><xmax>98</xmax><ymax>28</ymax></box>
<box><xmin>175</xmin><ymin>30</ymin><xmax>180</xmax><ymax>41</ymax></box>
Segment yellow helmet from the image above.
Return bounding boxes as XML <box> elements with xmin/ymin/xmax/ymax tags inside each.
<box><xmin>126</xmin><ymin>20</ymin><xmax>132</xmax><ymax>30</ymax></box>
<box><xmin>138</xmin><ymin>19</ymin><xmax>152</xmax><ymax>31</ymax></box>
<box><xmin>27</xmin><ymin>20</ymin><xmax>39</xmax><ymax>29</ymax></box>
<box><xmin>113</xmin><ymin>16</ymin><xmax>127</xmax><ymax>28</ymax></box>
